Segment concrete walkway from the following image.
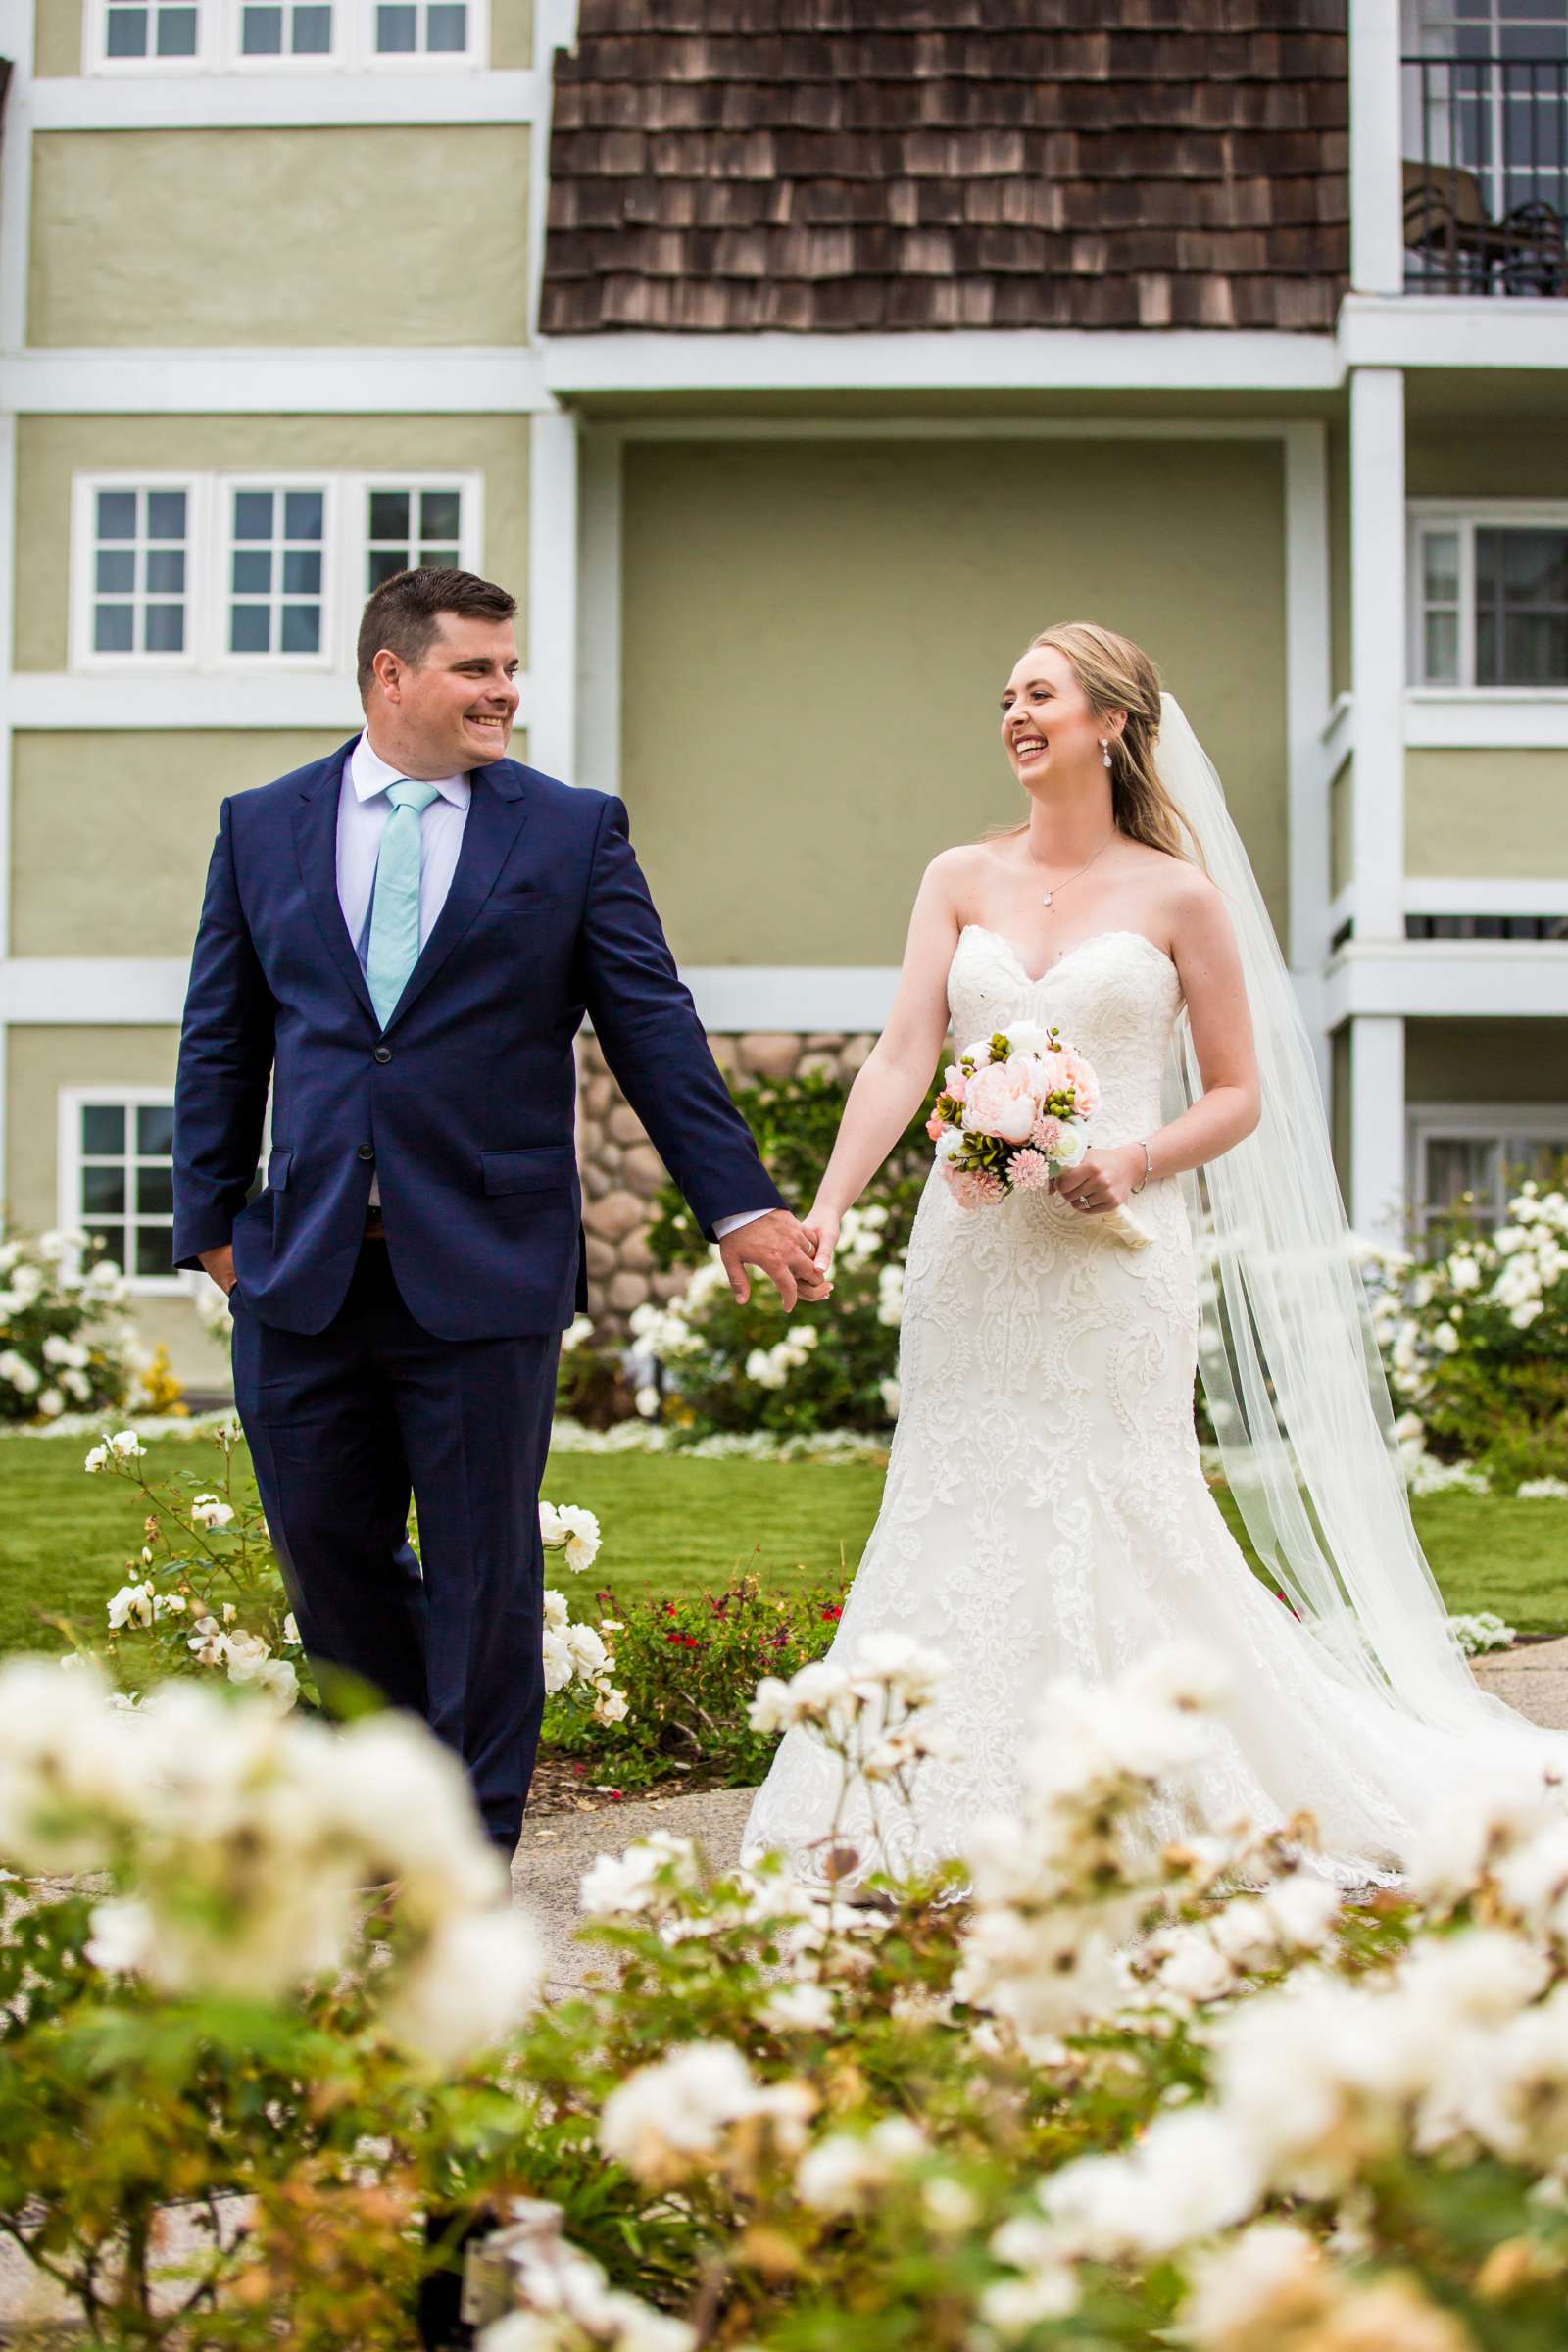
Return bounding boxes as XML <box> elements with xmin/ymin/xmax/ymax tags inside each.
<box><xmin>3</xmin><ymin>1639</ymin><xmax>1565</xmax><ymax>2339</ymax></box>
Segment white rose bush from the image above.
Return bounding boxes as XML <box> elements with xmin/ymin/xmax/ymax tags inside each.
<box><xmin>10</xmin><ymin>1613</ymin><xmax>1568</xmax><ymax>2346</ymax></box>
<box><xmin>1362</xmin><ymin>1179</ymin><xmax>1568</xmax><ymax>1492</ymax></box>
<box><xmin>0</xmin><ymin>1224</ymin><xmax>179</xmax><ymax>1425</ymax></box>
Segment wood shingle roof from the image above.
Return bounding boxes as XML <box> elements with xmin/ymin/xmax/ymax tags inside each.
<box><xmin>539</xmin><ymin>1</ymin><xmax>1350</xmax><ymax>335</ymax></box>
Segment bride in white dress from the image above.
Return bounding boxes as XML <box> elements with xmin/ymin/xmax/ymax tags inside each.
<box><xmin>742</xmin><ymin>621</ymin><xmax>1568</xmax><ymax>1890</ymax></box>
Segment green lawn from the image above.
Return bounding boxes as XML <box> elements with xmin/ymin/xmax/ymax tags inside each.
<box><xmin>2</xmin><ymin>1432</ymin><xmax>1566</xmax><ymax>1658</ymax></box>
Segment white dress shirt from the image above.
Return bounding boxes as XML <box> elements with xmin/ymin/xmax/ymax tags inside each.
<box><xmin>336</xmin><ymin>730</ymin><xmax>768</xmax><ymax>1244</ymax></box>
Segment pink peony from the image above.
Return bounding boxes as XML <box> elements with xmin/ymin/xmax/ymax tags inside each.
<box><xmin>1061</xmin><ymin>1050</ymin><xmax>1100</xmax><ymax>1117</ymax></box>
<box><xmin>943</xmin><ymin>1064</ymin><xmax>968</xmax><ymax>1103</ymax></box>
<box><xmin>1031</xmin><ymin>1113</ymin><xmax>1067</xmax><ymax>1156</ymax></box>
<box><xmin>943</xmin><ymin>1165</ymin><xmax>1005</xmax><ymax>1211</ymax></box>
<box><xmin>961</xmin><ymin>1061</ymin><xmax>1039</xmax><ymax>1146</ymax></box>
<box><xmin>1006</xmin><ymin>1148</ymin><xmax>1053</xmax><ymax>1192</ymax></box>
<box><xmin>925</xmin><ymin>1112</ymin><xmax>945</xmax><ymax>1141</ymax></box>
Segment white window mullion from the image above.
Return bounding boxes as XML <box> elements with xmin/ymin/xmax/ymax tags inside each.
<box><xmin>1458</xmin><ymin>519</ymin><xmax>1478</xmax><ymax>691</ymax></box>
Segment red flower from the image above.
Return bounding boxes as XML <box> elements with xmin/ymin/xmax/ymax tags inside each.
<box><xmin>820</xmin><ymin>1605</ymin><xmax>843</xmax><ymax>1622</ymax></box>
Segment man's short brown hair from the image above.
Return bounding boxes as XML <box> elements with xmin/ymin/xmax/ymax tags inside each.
<box><xmin>356</xmin><ymin>567</ymin><xmax>517</xmax><ymax>699</ymax></box>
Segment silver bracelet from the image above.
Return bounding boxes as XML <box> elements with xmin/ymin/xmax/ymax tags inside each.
<box><xmin>1133</xmin><ymin>1140</ymin><xmax>1152</xmax><ymax>1195</ymax></box>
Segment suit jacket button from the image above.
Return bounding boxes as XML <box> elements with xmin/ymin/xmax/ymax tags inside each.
<box><xmin>357</xmin><ymin>1143</ymin><xmax>375</xmax><ymax>1162</ymax></box>
<box><xmin>373</xmin><ymin>1045</ymin><xmax>392</xmax><ymax>1064</ymax></box>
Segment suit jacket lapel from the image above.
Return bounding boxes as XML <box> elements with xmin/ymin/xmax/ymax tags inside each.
<box><xmin>383</xmin><ymin>760</ymin><xmax>530</xmax><ymax>1033</ymax></box>
<box><xmin>293</xmin><ymin>740</ymin><xmax>377</xmax><ymax>1025</ymax></box>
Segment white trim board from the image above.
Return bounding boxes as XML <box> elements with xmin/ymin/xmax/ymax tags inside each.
<box><xmin>12</xmin><ymin>670</ymin><xmax>531</xmax><ymax>731</ymax></box>
<box><xmin>1325</xmin><ymin>941</ymin><xmax>1568</xmax><ymax>1022</ymax></box>
<box><xmin>1340</xmin><ymin>294</ymin><xmax>1568</xmax><ymax>370</ymax></box>
<box><xmin>1405</xmin><ymin>693</ymin><xmax>1568</xmax><ymax>749</ymax></box>
<box><xmin>0</xmin><ymin>350</ymin><xmax>550</xmax><ymax>415</ymax></box>
<box><xmin>543</xmin><ymin>330</ymin><xmax>1342</xmax><ymax>398</ymax></box>
<box><xmin>32</xmin><ymin>69</ymin><xmax>538</xmax><ymax>126</ymax></box>
<box><xmin>2</xmin><ymin>959</ymin><xmax>191</xmax><ymax>1024</ymax></box>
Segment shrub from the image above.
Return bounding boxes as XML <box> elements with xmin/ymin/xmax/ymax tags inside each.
<box><xmin>1365</xmin><ymin>1180</ymin><xmax>1568</xmax><ymax>1487</ymax></box>
<box><xmin>540</xmin><ymin>1573</ymin><xmax>845</xmax><ymax>1791</ymax></box>
<box><xmin>0</xmin><ymin>1225</ymin><xmax>176</xmax><ymax>1424</ymax></box>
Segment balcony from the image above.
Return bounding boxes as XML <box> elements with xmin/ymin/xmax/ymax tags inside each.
<box><xmin>1403</xmin><ymin>52</ymin><xmax>1568</xmax><ymax>295</ymax></box>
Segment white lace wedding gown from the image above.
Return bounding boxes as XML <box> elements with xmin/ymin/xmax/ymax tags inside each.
<box><xmin>741</xmin><ymin>925</ymin><xmax>1544</xmax><ymax>1891</ymax></box>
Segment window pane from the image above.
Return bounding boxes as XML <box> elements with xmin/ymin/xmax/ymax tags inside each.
<box><xmin>135</xmin><ymin>1227</ymin><xmax>174</xmax><ymax>1280</ymax></box>
<box><xmin>82</xmin><ymin>1166</ymin><xmax>127</xmax><ymax>1216</ymax></box>
<box><xmin>282</xmin><ymin>547</ymin><xmax>321</xmax><ymax>595</ymax></box>
<box><xmin>231</xmin><ymin>605</ymin><xmax>272</xmax><ymax>654</ymax></box>
<box><xmin>146</xmin><ymin>489</ymin><xmax>186</xmax><ymax>539</ymax></box>
<box><xmin>370</xmin><ymin>490</ymin><xmax>411</xmax><ymax>540</ymax></box>
<box><xmin>284</xmin><ymin>490</ymin><xmax>323</xmax><ymax>540</ymax></box>
<box><xmin>377</xmin><ymin>3</ymin><xmax>417</xmax><ymax>47</ymax></box>
<box><xmin>280</xmin><ymin>603</ymin><xmax>321</xmax><ymax>654</ymax></box>
<box><xmin>106</xmin><ymin>9</ymin><xmax>149</xmax><ymax>57</ymax></box>
<box><xmin>94</xmin><ymin>605</ymin><xmax>134</xmax><ymax>654</ymax></box>
<box><xmin>242</xmin><ymin>4</ymin><xmax>283</xmax><ymax>49</ymax></box>
<box><xmin>1503</xmin><ymin>611</ymin><xmax>1568</xmax><ymax>683</ymax></box>
<box><xmin>232</xmin><ymin>549</ymin><xmax>272</xmax><ymax>594</ymax></box>
<box><xmin>96</xmin><ymin>548</ymin><xmax>136</xmax><ymax>595</ymax></box>
<box><xmin>427</xmin><ymin>2</ymin><xmax>467</xmax><ymax>48</ymax></box>
<box><xmin>83</xmin><ymin>1226</ymin><xmax>126</xmax><ymax>1273</ymax></box>
<box><xmin>136</xmin><ymin>1103</ymin><xmax>175</xmax><ymax>1154</ymax></box>
<box><xmin>420</xmin><ymin>489</ymin><xmax>462</xmax><ymax>539</ymax></box>
<box><xmin>157</xmin><ymin>5</ymin><xmax>199</xmax><ymax>54</ymax></box>
<box><xmin>135</xmin><ymin>1166</ymin><xmax>174</xmax><ymax>1216</ymax></box>
<box><xmin>421</xmin><ymin>546</ymin><xmax>460</xmax><ymax>570</ymax></box>
<box><xmin>145</xmin><ymin>547</ymin><xmax>185</xmax><ymax>593</ymax></box>
<box><xmin>1422</xmin><ymin>529</ymin><xmax>1460</xmax><ymax>605</ymax></box>
<box><xmin>1425</xmin><ymin>1136</ymin><xmax>1497</xmax><ymax>1215</ymax></box>
<box><xmin>144</xmin><ymin>604</ymin><xmax>185</xmax><ymax>653</ymax></box>
<box><xmin>82</xmin><ymin>1103</ymin><xmax>125</xmax><ymax>1154</ymax></box>
<box><xmin>368</xmin><ymin>548</ymin><xmax>408</xmax><ymax>589</ymax></box>
<box><xmin>97</xmin><ymin>491</ymin><xmax>137</xmax><ymax>539</ymax></box>
<box><xmin>295</xmin><ymin>3</ymin><xmax>333</xmax><ymax>49</ymax></box>
<box><xmin>233</xmin><ymin>491</ymin><xmax>274</xmax><ymax>540</ymax></box>
<box><xmin>1424</xmin><ymin>610</ymin><xmax>1460</xmax><ymax>681</ymax></box>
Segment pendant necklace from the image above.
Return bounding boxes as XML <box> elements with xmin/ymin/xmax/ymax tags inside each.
<box><xmin>1033</xmin><ymin>830</ymin><xmax>1116</xmax><ymax>912</ymax></box>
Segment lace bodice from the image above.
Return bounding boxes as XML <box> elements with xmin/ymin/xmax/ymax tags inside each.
<box><xmin>947</xmin><ymin>925</ymin><xmax>1182</xmax><ymax>1147</ymax></box>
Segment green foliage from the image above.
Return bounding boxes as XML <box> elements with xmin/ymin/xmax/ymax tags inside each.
<box><xmin>541</xmin><ymin>1573</ymin><xmax>845</xmax><ymax>1791</ymax></box>
<box><xmin>646</xmin><ymin>1065</ymin><xmax>933</xmax><ymax>1274</ymax></box>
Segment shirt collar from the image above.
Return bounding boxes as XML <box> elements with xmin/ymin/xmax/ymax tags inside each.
<box><xmin>350</xmin><ymin>729</ymin><xmax>472</xmax><ymax>811</ymax></box>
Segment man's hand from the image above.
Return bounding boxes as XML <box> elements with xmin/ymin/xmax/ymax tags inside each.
<box><xmin>719</xmin><ymin>1210</ymin><xmax>834</xmax><ymax>1311</ymax></box>
<box><xmin>199</xmin><ymin>1244</ymin><xmax>237</xmax><ymax>1296</ymax></box>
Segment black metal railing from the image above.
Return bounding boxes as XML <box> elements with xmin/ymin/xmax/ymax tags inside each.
<box><xmin>1403</xmin><ymin>53</ymin><xmax>1568</xmax><ymax>295</ymax></box>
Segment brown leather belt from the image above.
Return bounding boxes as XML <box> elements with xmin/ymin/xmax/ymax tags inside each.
<box><xmin>364</xmin><ymin>1206</ymin><xmax>388</xmax><ymax>1240</ymax></box>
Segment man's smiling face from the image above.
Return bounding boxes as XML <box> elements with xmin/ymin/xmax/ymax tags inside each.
<box><xmin>380</xmin><ymin>612</ymin><xmax>521</xmax><ymax>772</ymax></box>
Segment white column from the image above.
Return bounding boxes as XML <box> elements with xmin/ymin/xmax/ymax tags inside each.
<box><xmin>1348</xmin><ymin>0</ymin><xmax>1406</xmax><ymax>297</ymax></box>
<box><xmin>1349</xmin><ymin>1013</ymin><xmax>1406</xmax><ymax>1242</ymax></box>
<box><xmin>527</xmin><ymin>405</ymin><xmax>581</xmax><ymax>783</ymax></box>
<box><xmin>1348</xmin><ymin>367</ymin><xmax>1406</xmax><ymax>941</ymax></box>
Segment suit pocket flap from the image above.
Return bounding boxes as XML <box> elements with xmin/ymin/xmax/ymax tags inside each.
<box><xmin>481</xmin><ymin>1146</ymin><xmax>576</xmax><ymax>1196</ymax></box>
<box><xmin>267</xmin><ymin>1147</ymin><xmax>293</xmax><ymax>1192</ymax></box>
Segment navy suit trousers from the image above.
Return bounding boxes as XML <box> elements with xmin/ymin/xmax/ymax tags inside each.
<box><xmin>230</xmin><ymin>1243</ymin><xmax>560</xmax><ymax>1860</ymax></box>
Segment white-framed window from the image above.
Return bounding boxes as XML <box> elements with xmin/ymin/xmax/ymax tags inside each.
<box><xmin>58</xmin><ymin>1091</ymin><xmax>181</xmax><ymax>1294</ymax></box>
<box><xmin>81</xmin><ymin>478</ymin><xmax>196</xmax><ymax>662</ymax></box>
<box><xmin>87</xmin><ymin>0</ymin><xmax>487</xmax><ymax>68</ymax></box>
<box><xmin>1409</xmin><ymin>1102</ymin><xmax>1568</xmax><ymax>1236</ymax></box>
<box><xmin>1409</xmin><ymin>503</ymin><xmax>1568</xmax><ymax>690</ymax></box>
<box><xmin>71</xmin><ymin>471</ymin><xmax>480</xmax><ymax>673</ymax></box>
<box><xmin>225</xmin><ymin>480</ymin><xmax>333</xmax><ymax>664</ymax></box>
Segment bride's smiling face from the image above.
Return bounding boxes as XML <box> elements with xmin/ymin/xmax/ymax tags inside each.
<box><xmin>999</xmin><ymin>645</ymin><xmax>1108</xmax><ymax>790</ymax></box>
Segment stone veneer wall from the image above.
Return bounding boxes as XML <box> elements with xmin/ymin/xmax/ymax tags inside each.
<box><xmin>575</xmin><ymin>1029</ymin><xmax>876</xmax><ymax>1329</ymax></box>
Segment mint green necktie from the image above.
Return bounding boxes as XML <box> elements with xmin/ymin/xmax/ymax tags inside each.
<box><xmin>364</xmin><ymin>778</ymin><xmax>440</xmax><ymax>1029</ymax></box>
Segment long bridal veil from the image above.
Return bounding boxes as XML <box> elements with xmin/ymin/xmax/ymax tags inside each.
<box><xmin>1157</xmin><ymin>693</ymin><xmax>1555</xmax><ymax>1749</ymax></box>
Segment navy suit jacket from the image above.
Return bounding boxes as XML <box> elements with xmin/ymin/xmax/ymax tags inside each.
<box><xmin>172</xmin><ymin>737</ymin><xmax>784</xmax><ymax>1341</ymax></box>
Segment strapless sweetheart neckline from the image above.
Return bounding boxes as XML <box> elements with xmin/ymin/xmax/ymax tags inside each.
<box><xmin>957</xmin><ymin>923</ymin><xmax>1176</xmax><ymax>991</ymax></box>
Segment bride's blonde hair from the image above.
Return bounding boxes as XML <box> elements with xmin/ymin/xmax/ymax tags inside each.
<box><xmin>1010</xmin><ymin>620</ymin><xmax>1195</xmax><ymax>864</ymax></box>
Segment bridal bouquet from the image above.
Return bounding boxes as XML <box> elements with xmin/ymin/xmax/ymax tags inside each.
<box><xmin>927</xmin><ymin>1022</ymin><xmax>1149</xmax><ymax>1246</ymax></box>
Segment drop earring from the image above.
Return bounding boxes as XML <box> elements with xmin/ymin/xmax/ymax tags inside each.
<box><xmin>1100</xmin><ymin>739</ymin><xmax>1113</xmax><ymax>770</ymax></box>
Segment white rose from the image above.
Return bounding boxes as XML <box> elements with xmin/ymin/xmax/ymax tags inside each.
<box><xmin>109</xmin><ymin>1429</ymin><xmax>146</xmax><ymax>1458</ymax></box>
<box><xmin>84</xmin><ymin>1445</ymin><xmax>109</xmax><ymax>1474</ymax></box>
<box><xmin>191</xmin><ymin>1494</ymin><xmax>236</xmax><ymax>1531</ymax></box>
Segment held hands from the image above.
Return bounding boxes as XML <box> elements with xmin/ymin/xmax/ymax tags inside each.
<box><xmin>1051</xmin><ymin>1144</ymin><xmax>1147</xmax><ymax>1216</ymax></box>
<box><xmin>198</xmin><ymin>1244</ymin><xmax>238</xmax><ymax>1296</ymax></box>
<box><xmin>719</xmin><ymin>1209</ymin><xmax>835</xmax><ymax>1311</ymax></box>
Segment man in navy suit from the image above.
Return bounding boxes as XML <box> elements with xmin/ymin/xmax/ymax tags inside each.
<box><xmin>173</xmin><ymin>567</ymin><xmax>826</xmax><ymax>1862</ymax></box>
